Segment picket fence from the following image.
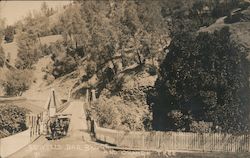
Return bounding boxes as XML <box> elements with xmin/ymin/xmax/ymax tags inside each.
<box><xmin>94</xmin><ymin>126</ymin><xmax>250</xmax><ymax>152</ymax></box>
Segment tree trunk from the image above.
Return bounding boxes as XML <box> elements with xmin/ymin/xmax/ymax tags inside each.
<box><xmin>151</xmin><ymin>57</ymin><xmax>155</xmax><ymax>66</ymax></box>
<box><xmin>69</xmin><ymin>33</ymin><xmax>73</xmax><ymax>47</ymax></box>
<box><xmin>121</xmin><ymin>48</ymin><xmax>126</xmax><ymax>69</ymax></box>
<box><xmin>137</xmin><ymin>50</ymin><xmax>143</xmax><ymax>65</ymax></box>
<box><xmin>111</xmin><ymin>58</ymin><xmax>117</xmax><ymax>74</ymax></box>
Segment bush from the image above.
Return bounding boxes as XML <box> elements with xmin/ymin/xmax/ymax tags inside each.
<box><xmin>4</xmin><ymin>26</ymin><xmax>15</xmax><ymax>43</ymax></box>
<box><xmin>85</xmin><ymin>60</ymin><xmax>96</xmax><ymax>78</ymax></box>
<box><xmin>1</xmin><ymin>69</ymin><xmax>33</xmax><ymax>96</ymax></box>
<box><xmin>239</xmin><ymin>1</ymin><xmax>250</xmax><ymax>10</ymax></box>
<box><xmin>40</xmin><ymin>44</ymin><xmax>51</xmax><ymax>56</ymax></box>
<box><xmin>224</xmin><ymin>13</ymin><xmax>243</xmax><ymax>24</ymax></box>
<box><xmin>190</xmin><ymin>121</ymin><xmax>213</xmax><ymax>133</ymax></box>
<box><xmin>92</xmin><ymin>100</ymin><xmax>120</xmax><ymax>129</ymax></box>
<box><xmin>0</xmin><ymin>104</ymin><xmax>29</xmax><ymax>134</ymax></box>
<box><xmin>168</xmin><ymin>110</ymin><xmax>192</xmax><ymax>132</ymax></box>
<box><xmin>91</xmin><ymin>96</ymin><xmax>152</xmax><ymax>131</ymax></box>
<box><xmin>146</xmin><ymin>65</ymin><xmax>157</xmax><ymax>76</ymax></box>
<box><xmin>52</xmin><ymin>55</ymin><xmax>77</xmax><ymax>78</ymax></box>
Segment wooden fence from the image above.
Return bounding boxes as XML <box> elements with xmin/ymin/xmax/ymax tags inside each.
<box><xmin>94</xmin><ymin>126</ymin><xmax>250</xmax><ymax>152</ymax></box>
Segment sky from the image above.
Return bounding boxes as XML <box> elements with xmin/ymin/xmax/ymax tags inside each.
<box><xmin>0</xmin><ymin>1</ymin><xmax>72</xmax><ymax>25</ymax></box>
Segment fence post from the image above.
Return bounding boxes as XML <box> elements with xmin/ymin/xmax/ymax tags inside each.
<box><xmin>67</xmin><ymin>89</ymin><xmax>71</xmax><ymax>101</ymax></box>
<box><xmin>116</xmin><ymin>132</ymin><xmax>119</xmax><ymax>146</ymax></box>
<box><xmin>91</xmin><ymin>89</ymin><xmax>96</xmax><ymax>102</ymax></box>
<box><xmin>202</xmin><ymin>133</ymin><xmax>205</xmax><ymax>152</ymax></box>
<box><xmin>90</xmin><ymin>120</ymin><xmax>95</xmax><ymax>138</ymax></box>
<box><xmin>158</xmin><ymin>132</ymin><xmax>160</xmax><ymax>149</ymax></box>
<box><xmin>85</xmin><ymin>89</ymin><xmax>88</xmax><ymax>103</ymax></box>
<box><xmin>142</xmin><ymin>133</ymin><xmax>145</xmax><ymax>149</ymax></box>
<box><xmin>248</xmin><ymin>134</ymin><xmax>250</xmax><ymax>152</ymax></box>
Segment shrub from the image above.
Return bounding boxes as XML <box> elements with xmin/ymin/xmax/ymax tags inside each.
<box><xmin>85</xmin><ymin>60</ymin><xmax>96</xmax><ymax>78</ymax></box>
<box><xmin>167</xmin><ymin>110</ymin><xmax>192</xmax><ymax>132</ymax></box>
<box><xmin>91</xmin><ymin>96</ymin><xmax>152</xmax><ymax>131</ymax></box>
<box><xmin>1</xmin><ymin>69</ymin><xmax>33</xmax><ymax>96</ymax></box>
<box><xmin>146</xmin><ymin>65</ymin><xmax>157</xmax><ymax>76</ymax></box>
<box><xmin>224</xmin><ymin>12</ymin><xmax>243</xmax><ymax>24</ymax></box>
<box><xmin>92</xmin><ymin>102</ymin><xmax>120</xmax><ymax>129</ymax></box>
<box><xmin>4</xmin><ymin>26</ymin><xmax>15</xmax><ymax>43</ymax></box>
<box><xmin>190</xmin><ymin>121</ymin><xmax>213</xmax><ymax>133</ymax></box>
<box><xmin>0</xmin><ymin>104</ymin><xmax>29</xmax><ymax>134</ymax></box>
<box><xmin>52</xmin><ymin>55</ymin><xmax>77</xmax><ymax>78</ymax></box>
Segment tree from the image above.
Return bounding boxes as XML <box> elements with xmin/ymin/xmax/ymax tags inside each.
<box><xmin>0</xmin><ymin>46</ymin><xmax>4</xmax><ymax>67</ymax></box>
<box><xmin>1</xmin><ymin>69</ymin><xmax>33</xmax><ymax>96</ymax></box>
<box><xmin>0</xmin><ymin>18</ymin><xmax>6</xmax><ymax>39</ymax></box>
<box><xmin>60</xmin><ymin>4</ymin><xmax>86</xmax><ymax>49</ymax></box>
<box><xmin>15</xmin><ymin>31</ymin><xmax>40</xmax><ymax>69</ymax></box>
<box><xmin>153</xmin><ymin>27</ymin><xmax>250</xmax><ymax>133</ymax></box>
<box><xmin>0</xmin><ymin>18</ymin><xmax>5</xmax><ymax>67</ymax></box>
<box><xmin>52</xmin><ymin>55</ymin><xmax>77</xmax><ymax>78</ymax></box>
<box><xmin>40</xmin><ymin>2</ymin><xmax>54</xmax><ymax>17</ymax></box>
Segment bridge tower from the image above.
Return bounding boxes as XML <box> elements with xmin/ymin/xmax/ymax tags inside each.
<box><xmin>46</xmin><ymin>89</ymin><xmax>58</xmax><ymax>117</ymax></box>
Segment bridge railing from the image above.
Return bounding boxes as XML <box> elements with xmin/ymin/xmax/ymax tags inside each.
<box><xmin>0</xmin><ymin>129</ymin><xmax>31</xmax><ymax>158</ymax></box>
<box><xmin>89</xmin><ymin>120</ymin><xmax>250</xmax><ymax>152</ymax></box>
<box><xmin>56</xmin><ymin>100</ymin><xmax>71</xmax><ymax>113</ymax></box>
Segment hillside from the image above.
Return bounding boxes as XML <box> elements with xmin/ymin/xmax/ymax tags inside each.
<box><xmin>1</xmin><ymin>0</ymin><xmax>250</xmax><ymax>132</ymax></box>
<box><xmin>0</xmin><ymin>34</ymin><xmax>63</xmax><ymax>101</ymax></box>
<box><xmin>199</xmin><ymin>7</ymin><xmax>250</xmax><ymax>57</ymax></box>
<box><xmin>1</xmin><ymin>40</ymin><xmax>18</xmax><ymax>65</ymax></box>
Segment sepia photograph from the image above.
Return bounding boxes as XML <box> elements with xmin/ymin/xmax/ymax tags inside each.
<box><xmin>0</xmin><ymin>0</ymin><xmax>250</xmax><ymax>157</ymax></box>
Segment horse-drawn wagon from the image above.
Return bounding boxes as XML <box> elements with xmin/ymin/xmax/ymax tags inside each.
<box><xmin>46</xmin><ymin>114</ymin><xmax>71</xmax><ymax>140</ymax></box>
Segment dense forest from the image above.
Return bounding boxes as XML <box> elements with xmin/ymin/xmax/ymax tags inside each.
<box><xmin>152</xmin><ymin>27</ymin><xmax>250</xmax><ymax>133</ymax></box>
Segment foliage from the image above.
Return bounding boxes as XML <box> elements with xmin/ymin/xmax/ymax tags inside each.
<box><xmin>4</xmin><ymin>25</ymin><xmax>15</xmax><ymax>43</ymax></box>
<box><xmin>91</xmin><ymin>95</ymin><xmax>152</xmax><ymax>131</ymax></box>
<box><xmin>0</xmin><ymin>104</ymin><xmax>28</xmax><ymax>135</ymax></box>
<box><xmin>153</xmin><ymin>27</ymin><xmax>250</xmax><ymax>133</ymax></box>
<box><xmin>52</xmin><ymin>55</ymin><xmax>77</xmax><ymax>78</ymax></box>
<box><xmin>57</xmin><ymin>1</ymin><xmax>170</xmax><ymax>76</ymax></box>
<box><xmin>1</xmin><ymin>69</ymin><xmax>33</xmax><ymax>96</ymax></box>
<box><xmin>224</xmin><ymin>13</ymin><xmax>242</xmax><ymax>24</ymax></box>
<box><xmin>48</xmin><ymin>41</ymin><xmax>78</xmax><ymax>78</ymax></box>
<box><xmin>169</xmin><ymin>0</ymin><xmax>248</xmax><ymax>35</ymax></box>
<box><xmin>146</xmin><ymin>65</ymin><xmax>158</xmax><ymax>76</ymax></box>
<box><xmin>41</xmin><ymin>2</ymin><xmax>55</xmax><ymax>17</ymax></box>
<box><xmin>167</xmin><ymin>110</ymin><xmax>192</xmax><ymax>132</ymax></box>
<box><xmin>14</xmin><ymin>2</ymin><xmax>57</xmax><ymax>37</ymax></box>
<box><xmin>0</xmin><ymin>46</ymin><xmax>4</xmax><ymax>67</ymax></box>
<box><xmin>15</xmin><ymin>31</ymin><xmax>41</xmax><ymax>69</ymax></box>
<box><xmin>0</xmin><ymin>18</ymin><xmax>6</xmax><ymax>67</ymax></box>
<box><xmin>59</xmin><ymin>4</ymin><xmax>86</xmax><ymax>49</ymax></box>
<box><xmin>38</xmin><ymin>44</ymin><xmax>48</xmax><ymax>56</ymax></box>
<box><xmin>85</xmin><ymin>60</ymin><xmax>96</xmax><ymax>79</ymax></box>
<box><xmin>190</xmin><ymin>121</ymin><xmax>213</xmax><ymax>133</ymax></box>
<box><xmin>0</xmin><ymin>18</ymin><xmax>5</xmax><ymax>37</ymax></box>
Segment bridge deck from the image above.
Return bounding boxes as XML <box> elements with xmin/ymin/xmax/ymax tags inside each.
<box><xmin>8</xmin><ymin>100</ymin><xmax>107</xmax><ymax>158</ymax></box>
